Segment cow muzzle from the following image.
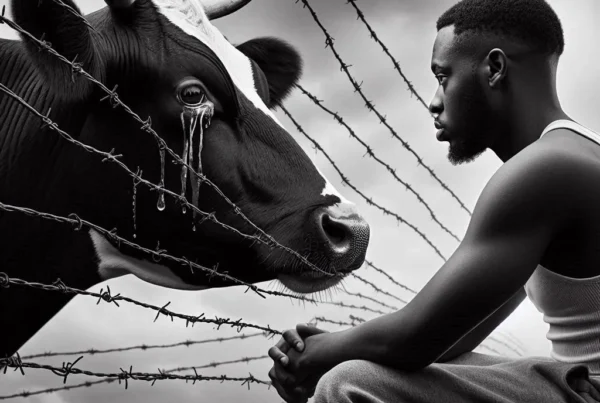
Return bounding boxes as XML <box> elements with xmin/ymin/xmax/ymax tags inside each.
<box><xmin>312</xmin><ymin>203</ymin><xmax>370</xmax><ymax>272</ymax></box>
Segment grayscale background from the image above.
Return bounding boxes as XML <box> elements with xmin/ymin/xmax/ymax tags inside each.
<box><xmin>1</xmin><ymin>0</ymin><xmax>598</xmax><ymax>401</ymax></box>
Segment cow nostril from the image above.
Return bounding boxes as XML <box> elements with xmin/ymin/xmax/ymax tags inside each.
<box><xmin>321</xmin><ymin>214</ymin><xmax>348</xmax><ymax>246</ymax></box>
<box><xmin>311</xmin><ymin>204</ymin><xmax>370</xmax><ymax>273</ymax></box>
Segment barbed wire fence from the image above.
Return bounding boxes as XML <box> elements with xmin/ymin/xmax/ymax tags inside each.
<box><xmin>0</xmin><ymin>0</ymin><xmax>527</xmax><ymax>400</ymax></box>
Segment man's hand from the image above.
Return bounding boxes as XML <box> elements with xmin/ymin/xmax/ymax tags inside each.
<box><xmin>268</xmin><ymin>323</ymin><xmax>328</xmax><ymax>403</ymax></box>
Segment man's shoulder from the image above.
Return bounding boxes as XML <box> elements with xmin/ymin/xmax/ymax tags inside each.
<box><xmin>500</xmin><ymin>126</ymin><xmax>600</xmax><ymax>186</ymax></box>
<box><xmin>478</xmin><ymin>136</ymin><xmax>598</xmax><ymax>218</ymax></box>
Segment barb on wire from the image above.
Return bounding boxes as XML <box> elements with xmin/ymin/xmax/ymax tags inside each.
<box><xmin>351</xmin><ymin>273</ymin><xmax>408</xmax><ymax>304</ymax></box>
<box><xmin>0</xmin><ymin>355</ymin><xmax>270</xmax><ymax>400</ymax></box>
<box><xmin>22</xmin><ymin>332</ymin><xmax>268</xmax><ymax>360</ymax></box>
<box><xmin>0</xmin><ymin>356</ymin><xmax>269</xmax><ymax>391</ymax></box>
<box><xmin>279</xmin><ymin>104</ymin><xmax>446</xmax><ymax>261</ymax></box>
<box><xmin>0</xmin><ymin>12</ymin><xmax>335</xmax><ymax>279</ymax></box>
<box><xmin>0</xmin><ymin>271</ymin><xmax>281</xmax><ymax>335</ymax></box>
<box><xmin>295</xmin><ymin>0</ymin><xmax>472</xmax><ymax>216</ymax></box>
<box><xmin>365</xmin><ymin>260</ymin><xmax>417</xmax><ymax>295</ymax></box>
<box><xmin>296</xmin><ymin>84</ymin><xmax>460</xmax><ymax>243</ymax></box>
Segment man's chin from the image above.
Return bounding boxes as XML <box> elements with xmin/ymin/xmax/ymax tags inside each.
<box><xmin>448</xmin><ymin>142</ymin><xmax>486</xmax><ymax>165</ymax></box>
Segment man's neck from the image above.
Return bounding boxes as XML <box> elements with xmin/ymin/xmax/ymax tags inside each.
<box><xmin>493</xmin><ymin>105</ymin><xmax>570</xmax><ymax>163</ymax></box>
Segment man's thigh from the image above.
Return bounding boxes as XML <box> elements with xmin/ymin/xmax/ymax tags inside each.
<box><xmin>313</xmin><ymin>353</ymin><xmax>600</xmax><ymax>403</ymax></box>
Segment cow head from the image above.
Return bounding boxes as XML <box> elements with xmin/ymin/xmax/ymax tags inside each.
<box><xmin>11</xmin><ymin>0</ymin><xmax>370</xmax><ymax>294</ymax></box>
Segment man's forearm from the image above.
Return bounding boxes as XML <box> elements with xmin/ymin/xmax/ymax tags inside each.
<box><xmin>436</xmin><ymin>287</ymin><xmax>526</xmax><ymax>363</ymax></box>
<box><xmin>327</xmin><ymin>287</ymin><xmax>527</xmax><ymax>370</ymax></box>
<box><xmin>331</xmin><ymin>310</ymin><xmax>435</xmax><ymax>371</ymax></box>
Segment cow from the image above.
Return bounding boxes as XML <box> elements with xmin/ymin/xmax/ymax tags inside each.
<box><xmin>0</xmin><ymin>0</ymin><xmax>370</xmax><ymax>358</ymax></box>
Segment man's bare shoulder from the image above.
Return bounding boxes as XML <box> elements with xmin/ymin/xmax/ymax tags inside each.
<box><xmin>471</xmin><ymin>128</ymin><xmax>600</xmax><ymax>235</ymax></box>
<box><xmin>495</xmin><ymin>127</ymin><xmax>600</xmax><ymax>189</ymax></box>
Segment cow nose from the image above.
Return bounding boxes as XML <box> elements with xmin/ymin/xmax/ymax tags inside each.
<box><xmin>313</xmin><ymin>203</ymin><xmax>370</xmax><ymax>271</ymax></box>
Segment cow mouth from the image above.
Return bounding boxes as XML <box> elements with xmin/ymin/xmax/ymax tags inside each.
<box><xmin>277</xmin><ymin>271</ymin><xmax>346</xmax><ymax>294</ymax></box>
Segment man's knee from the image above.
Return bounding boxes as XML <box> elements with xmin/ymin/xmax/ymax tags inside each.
<box><xmin>313</xmin><ymin>360</ymin><xmax>387</xmax><ymax>403</ymax></box>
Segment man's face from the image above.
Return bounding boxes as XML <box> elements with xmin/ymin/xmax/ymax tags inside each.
<box><xmin>429</xmin><ymin>26</ymin><xmax>496</xmax><ymax>165</ymax></box>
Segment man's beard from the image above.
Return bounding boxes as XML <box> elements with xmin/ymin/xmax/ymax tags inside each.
<box><xmin>447</xmin><ymin>76</ymin><xmax>494</xmax><ymax>166</ymax></box>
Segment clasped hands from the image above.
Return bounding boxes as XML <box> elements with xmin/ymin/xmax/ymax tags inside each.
<box><xmin>267</xmin><ymin>323</ymin><xmax>331</xmax><ymax>403</ymax></box>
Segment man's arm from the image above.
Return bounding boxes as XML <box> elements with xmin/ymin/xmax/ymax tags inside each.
<box><xmin>312</xmin><ymin>143</ymin><xmax>581</xmax><ymax>371</ymax></box>
<box><xmin>435</xmin><ymin>287</ymin><xmax>525</xmax><ymax>362</ymax></box>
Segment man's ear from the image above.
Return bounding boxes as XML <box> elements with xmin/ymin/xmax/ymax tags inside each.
<box><xmin>236</xmin><ymin>37</ymin><xmax>303</xmax><ymax>108</ymax></box>
<box><xmin>487</xmin><ymin>48</ymin><xmax>508</xmax><ymax>88</ymax></box>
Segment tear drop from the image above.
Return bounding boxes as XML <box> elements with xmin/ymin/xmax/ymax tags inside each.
<box><xmin>179</xmin><ymin>100</ymin><xmax>214</xmax><ymax>219</ymax></box>
<box><xmin>157</xmin><ymin>147</ymin><xmax>166</xmax><ymax>211</ymax></box>
<box><xmin>132</xmin><ymin>176</ymin><xmax>137</xmax><ymax>238</ymax></box>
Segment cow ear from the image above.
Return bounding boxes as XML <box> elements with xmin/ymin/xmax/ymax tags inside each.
<box><xmin>10</xmin><ymin>0</ymin><xmax>104</xmax><ymax>100</ymax></box>
<box><xmin>236</xmin><ymin>37</ymin><xmax>303</xmax><ymax>109</ymax></box>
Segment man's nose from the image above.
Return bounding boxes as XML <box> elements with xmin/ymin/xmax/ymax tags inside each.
<box><xmin>429</xmin><ymin>86</ymin><xmax>443</xmax><ymax>115</ymax></box>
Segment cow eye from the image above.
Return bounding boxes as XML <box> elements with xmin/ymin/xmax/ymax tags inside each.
<box><xmin>177</xmin><ymin>81</ymin><xmax>207</xmax><ymax>106</ymax></box>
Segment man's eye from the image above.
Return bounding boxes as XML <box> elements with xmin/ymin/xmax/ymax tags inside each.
<box><xmin>436</xmin><ymin>75</ymin><xmax>447</xmax><ymax>85</ymax></box>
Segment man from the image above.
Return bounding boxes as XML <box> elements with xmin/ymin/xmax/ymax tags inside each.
<box><xmin>267</xmin><ymin>0</ymin><xmax>600</xmax><ymax>402</ymax></box>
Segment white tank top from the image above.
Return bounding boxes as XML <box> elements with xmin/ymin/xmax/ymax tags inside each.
<box><xmin>525</xmin><ymin>119</ymin><xmax>600</xmax><ymax>374</ymax></box>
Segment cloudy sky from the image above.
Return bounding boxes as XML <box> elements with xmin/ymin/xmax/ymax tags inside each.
<box><xmin>1</xmin><ymin>0</ymin><xmax>599</xmax><ymax>401</ymax></box>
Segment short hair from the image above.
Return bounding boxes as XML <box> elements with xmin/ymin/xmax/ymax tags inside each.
<box><xmin>436</xmin><ymin>0</ymin><xmax>565</xmax><ymax>56</ymax></box>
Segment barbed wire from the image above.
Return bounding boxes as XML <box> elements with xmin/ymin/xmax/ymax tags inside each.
<box><xmin>344</xmin><ymin>0</ymin><xmax>429</xmax><ymax>112</ymax></box>
<box><xmin>0</xmin><ymin>354</ymin><xmax>269</xmax><ymax>392</ymax></box>
<box><xmin>350</xmin><ymin>273</ymin><xmax>408</xmax><ymax>304</ymax></box>
<box><xmin>342</xmin><ymin>290</ymin><xmax>398</xmax><ymax>311</ymax></box>
<box><xmin>501</xmin><ymin>331</ymin><xmax>528</xmax><ymax>352</ymax></box>
<box><xmin>294</xmin><ymin>0</ymin><xmax>472</xmax><ymax>216</ymax></box>
<box><xmin>0</xmin><ymin>202</ymin><xmax>334</xmax><ymax>302</ymax></box>
<box><xmin>474</xmin><ymin>344</ymin><xmax>503</xmax><ymax>356</ymax></box>
<box><xmin>0</xmin><ymin>355</ymin><xmax>270</xmax><ymax>400</ymax></box>
<box><xmin>312</xmin><ymin>315</ymin><xmax>366</xmax><ymax>328</ymax></box>
<box><xmin>486</xmin><ymin>336</ymin><xmax>523</xmax><ymax>357</ymax></box>
<box><xmin>0</xmin><ymin>271</ymin><xmax>283</xmax><ymax>334</ymax></box>
<box><xmin>0</xmin><ymin>269</ymin><xmax>390</xmax><ymax>339</ymax></box>
<box><xmin>0</xmin><ymin>9</ymin><xmax>336</xmax><ymax>279</ymax></box>
<box><xmin>365</xmin><ymin>260</ymin><xmax>417</xmax><ymax>295</ymax></box>
<box><xmin>296</xmin><ymin>84</ymin><xmax>460</xmax><ymax>243</ymax></box>
<box><xmin>279</xmin><ymin>104</ymin><xmax>447</xmax><ymax>262</ymax></box>
<box><xmin>320</xmin><ymin>300</ymin><xmax>389</xmax><ymax>315</ymax></box>
<box><xmin>20</xmin><ymin>333</ymin><xmax>268</xmax><ymax>360</ymax></box>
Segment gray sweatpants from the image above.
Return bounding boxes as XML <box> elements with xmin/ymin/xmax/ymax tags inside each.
<box><xmin>313</xmin><ymin>352</ymin><xmax>600</xmax><ymax>402</ymax></box>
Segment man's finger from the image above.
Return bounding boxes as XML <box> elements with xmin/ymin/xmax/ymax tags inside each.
<box><xmin>283</xmin><ymin>328</ymin><xmax>305</xmax><ymax>352</ymax></box>
<box><xmin>269</xmin><ymin>368</ymin><xmax>308</xmax><ymax>403</ymax></box>
<box><xmin>296</xmin><ymin>323</ymin><xmax>328</xmax><ymax>339</ymax></box>
<box><xmin>268</xmin><ymin>345</ymin><xmax>290</xmax><ymax>367</ymax></box>
<box><xmin>272</xmin><ymin>360</ymin><xmax>298</xmax><ymax>387</ymax></box>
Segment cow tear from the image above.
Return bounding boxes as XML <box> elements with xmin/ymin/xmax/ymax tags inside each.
<box><xmin>178</xmin><ymin>100</ymin><xmax>214</xmax><ymax>216</ymax></box>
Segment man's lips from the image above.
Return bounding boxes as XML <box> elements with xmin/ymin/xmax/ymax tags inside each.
<box><xmin>434</xmin><ymin>121</ymin><xmax>446</xmax><ymax>140</ymax></box>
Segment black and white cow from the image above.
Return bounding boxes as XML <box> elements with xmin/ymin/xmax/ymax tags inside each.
<box><xmin>0</xmin><ymin>0</ymin><xmax>370</xmax><ymax>357</ymax></box>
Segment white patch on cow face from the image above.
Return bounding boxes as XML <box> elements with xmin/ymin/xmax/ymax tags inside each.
<box><xmin>153</xmin><ymin>0</ymin><xmax>284</xmax><ymax>129</ymax></box>
<box><xmin>89</xmin><ymin>229</ymin><xmax>207</xmax><ymax>290</ymax></box>
<box><xmin>312</xmin><ymin>163</ymin><xmax>352</xmax><ymax>204</ymax></box>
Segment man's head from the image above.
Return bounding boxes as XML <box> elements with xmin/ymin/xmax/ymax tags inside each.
<box><xmin>430</xmin><ymin>0</ymin><xmax>565</xmax><ymax>164</ymax></box>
